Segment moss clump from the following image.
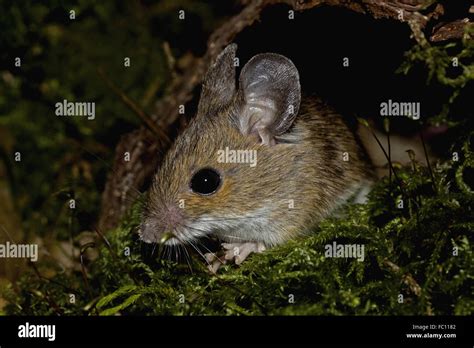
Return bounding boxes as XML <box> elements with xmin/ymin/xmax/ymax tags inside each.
<box><xmin>3</xmin><ymin>134</ymin><xmax>473</xmax><ymax>316</ymax></box>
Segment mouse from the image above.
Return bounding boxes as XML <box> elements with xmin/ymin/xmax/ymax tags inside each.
<box><xmin>139</xmin><ymin>43</ymin><xmax>376</xmax><ymax>272</ymax></box>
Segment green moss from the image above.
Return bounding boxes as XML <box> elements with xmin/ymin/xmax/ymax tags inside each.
<box><xmin>397</xmin><ymin>24</ymin><xmax>474</xmax><ymax>126</ymax></box>
<box><xmin>4</xmin><ymin>133</ymin><xmax>473</xmax><ymax>316</ymax></box>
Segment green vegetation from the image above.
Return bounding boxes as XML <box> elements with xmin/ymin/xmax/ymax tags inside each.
<box><xmin>0</xmin><ymin>1</ymin><xmax>219</xmax><ymax>237</ymax></box>
<box><xmin>3</xmin><ymin>134</ymin><xmax>473</xmax><ymax>315</ymax></box>
<box><xmin>0</xmin><ymin>1</ymin><xmax>472</xmax><ymax>315</ymax></box>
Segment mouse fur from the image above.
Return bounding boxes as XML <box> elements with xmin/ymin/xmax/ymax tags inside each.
<box><xmin>140</xmin><ymin>44</ymin><xmax>375</xmax><ymax>250</ymax></box>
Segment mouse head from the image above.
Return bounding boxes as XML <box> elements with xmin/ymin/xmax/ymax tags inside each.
<box><xmin>140</xmin><ymin>44</ymin><xmax>302</xmax><ymax>247</ymax></box>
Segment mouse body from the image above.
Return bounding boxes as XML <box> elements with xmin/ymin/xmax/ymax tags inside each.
<box><xmin>140</xmin><ymin>44</ymin><xmax>375</xmax><ymax>270</ymax></box>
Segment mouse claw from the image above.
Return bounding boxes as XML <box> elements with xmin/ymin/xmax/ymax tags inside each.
<box><xmin>204</xmin><ymin>252</ymin><xmax>227</xmax><ymax>274</ymax></box>
<box><xmin>204</xmin><ymin>252</ymin><xmax>216</xmax><ymax>263</ymax></box>
<box><xmin>222</xmin><ymin>242</ymin><xmax>266</xmax><ymax>265</ymax></box>
<box><xmin>209</xmin><ymin>259</ymin><xmax>225</xmax><ymax>274</ymax></box>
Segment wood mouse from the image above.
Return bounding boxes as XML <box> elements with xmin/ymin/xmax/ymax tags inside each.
<box><xmin>139</xmin><ymin>43</ymin><xmax>377</xmax><ymax>272</ymax></box>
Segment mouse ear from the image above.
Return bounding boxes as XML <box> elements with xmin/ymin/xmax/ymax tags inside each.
<box><xmin>197</xmin><ymin>44</ymin><xmax>237</xmax><ymax>115</ymax></box>
<box><xmin>235</xmin><ymin>53</ymin><xmax>301</xmax><ymax>146</ymax></box>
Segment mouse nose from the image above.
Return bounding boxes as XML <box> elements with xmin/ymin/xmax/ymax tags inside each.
<box><xmin>139</xmin><ymin>204</ymin><xmax>184</xmax><ymax>244</ymax></box>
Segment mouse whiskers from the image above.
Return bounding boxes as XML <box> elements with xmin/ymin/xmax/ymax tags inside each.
<box><xmin>185</xmin><ymin>238</ymin><xmax>216</xmax><ymax>268</ymax></box>
<box><xmin>180</xmin><ymin>243</ymin><xmax>193</xmax><ymax>273</ymax></box>
<box><xmin>151</xmin><ymin>241</ymin><xmax>159</xmax><ymax>257</ymax></box>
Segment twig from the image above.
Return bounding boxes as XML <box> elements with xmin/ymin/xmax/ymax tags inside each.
<box><xmin>362</xmin><ymin>120</ymin><xmax>408</xmax><ymax>200</ymax></box>
<box><xmin>94</xmin><ymin>227</ymin><xmax>116</xmax><ymax>260</ymax></box>
<box><xmin>80</xmin><ymin>242</ymin><xmax>96</xmax><ymax>299</ymax></box>
<box><xmin>97</xmin><ymin>68</ymin><xmax>170</xmax><ymax>143</ymax></box>
<box><xmin>419</xmin><ymin>129</ymin><xmax>437</xmax><ymax>193</ymax></box>
<box><xmin>384</xmin><ymin>119</ymin><xmax>392</xmax><ymax>188</ymax></box>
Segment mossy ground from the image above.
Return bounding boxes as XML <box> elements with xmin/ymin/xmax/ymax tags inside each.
<box><xmin>3</xmin><ymin>134</ymin><xmax>473</xmax><ymax>315</ymax></box>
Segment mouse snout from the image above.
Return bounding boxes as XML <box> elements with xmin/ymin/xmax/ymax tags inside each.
<box><xmin>139</xmin><ymin>204</ymin><xmax>184</xmax><ymax>244</ymax></box>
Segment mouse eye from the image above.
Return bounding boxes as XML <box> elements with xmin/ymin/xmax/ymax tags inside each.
<box><xmin>190</xmin><ymin>168</ymin><xmax>222</xmax><ymax>195</ymax></box>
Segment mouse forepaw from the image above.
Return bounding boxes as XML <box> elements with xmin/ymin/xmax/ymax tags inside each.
<box><xmin>204</xmin><ymin>242</ymin><xmax>266</xmax><ymax>273</ymax></box>
<box><xmin>204</xmin><ymin>252</ymin><xmax>227</xmax><ymax>274</ymax></box>
<box><xmin>222</xmin><ymin>242</ymin><xmax>266</xmax><ymax>265</ymax></box>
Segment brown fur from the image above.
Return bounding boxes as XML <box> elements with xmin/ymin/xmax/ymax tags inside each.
<box><xmin>142</xmin><ymin>95</ymin><xmax>374</xmax><ymax>247</ymax></box>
